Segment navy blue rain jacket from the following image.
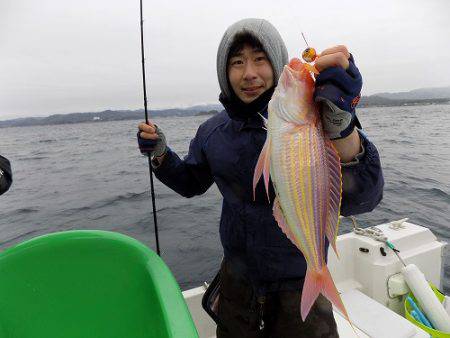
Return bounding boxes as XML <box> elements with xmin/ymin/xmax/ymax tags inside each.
<box><xmin>153</xmin><ymin>109</ymin><xmax>384</xmax><ymax>287</ymax></box>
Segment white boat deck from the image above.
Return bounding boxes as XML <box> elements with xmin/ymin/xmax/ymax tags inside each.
<box><xmin>183</xmin><ymin>285</ymin><xmax>428</xmax><ymax>338</ymax></box>
<box><xmin>183</xmin><ymin>221</ymin><xmax>444</xmax><ymax>337</ymax></box>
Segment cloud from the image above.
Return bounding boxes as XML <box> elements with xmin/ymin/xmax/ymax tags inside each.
<box><xmin>1</xmin><ymin>0</ymin><xmax>449</xmax><ymax>118</ymax></box>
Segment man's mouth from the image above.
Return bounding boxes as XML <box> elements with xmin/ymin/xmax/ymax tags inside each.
<box><xmin>242</xmin><ymin>86</ymin><xmax>264</xmax><ymax>95</ymax></box>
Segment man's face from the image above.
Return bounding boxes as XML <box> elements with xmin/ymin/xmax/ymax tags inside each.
<box><xmin>227</xmin><ymin>44</ymin><xmax>274</xmax><ymax>104</ymax></box>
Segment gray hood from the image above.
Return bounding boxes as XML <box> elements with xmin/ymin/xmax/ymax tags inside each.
<box><xmin>217</xmin><ymin>18</ymin><xmax>289</xmax><ymax>99</ymax></box>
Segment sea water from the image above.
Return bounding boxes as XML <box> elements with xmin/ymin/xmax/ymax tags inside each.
<box><xmin>0</xmin><ymin>104</ymin><xmax>449</xmax><ymax>291</ymax></box>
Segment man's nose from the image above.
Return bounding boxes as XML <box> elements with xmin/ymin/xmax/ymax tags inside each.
<box><xmin>243</xmin><ymin>61</ymin><xmax>257</xmax><ymax>80</ymax></box>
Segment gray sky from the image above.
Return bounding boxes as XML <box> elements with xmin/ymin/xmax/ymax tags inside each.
<box><xmin>1</xmin><ymin>0</ymin><xmax>449</xmax><ymax>120</ymax></box>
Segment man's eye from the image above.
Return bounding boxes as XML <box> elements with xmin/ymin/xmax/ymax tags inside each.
<box><xmin>255</xmin><ymin>56</ymin><xmax>267</xmax><ymax>62</ymax></box>
<box><xmin>231</xmin><ymin>60</ymin><xmax>243</xmax><ymax>66</ymax></box>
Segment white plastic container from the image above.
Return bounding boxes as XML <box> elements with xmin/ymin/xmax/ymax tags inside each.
<box><xmin>402</xmin><ymin>264</ymin><xmax>450</xmax><ymax>332</ymax></box>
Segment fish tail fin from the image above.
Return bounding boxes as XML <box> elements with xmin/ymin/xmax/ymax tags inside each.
<box><xmin>300</xmin><ymin>268</ymin><xmax>322</xmax><ymax>321</ymax></box>
<box><xmin>252</xmin><ymin>137</ymin><xmax>271</xmax><ymax>202</ymax></box>
<box><xmin>320</xmin><ymin>265</ymin><xmax>349</xmax><ymax>322</ymax></box>
<box><xmin>302</xmin><ymin>266</ymin><xmax>358</xmax><ymax>335</ymax></box>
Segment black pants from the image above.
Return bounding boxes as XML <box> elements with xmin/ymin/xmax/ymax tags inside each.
<box><xmin>216</xmin><ymin>261</ymin><xmax>339</xmax><ymax>338</ymax></box>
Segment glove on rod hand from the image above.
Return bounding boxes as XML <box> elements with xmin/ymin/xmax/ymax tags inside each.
<box><xmin>137</xmin><ymin>122</ymin><xmax>167</xmax><ymax>160</ymax></box>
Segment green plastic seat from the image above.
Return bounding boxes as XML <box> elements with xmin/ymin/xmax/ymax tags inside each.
<box><xmin>0</xmin><ymin>230</ymin><xmax>199</xmax><ymax>338</ymax></box>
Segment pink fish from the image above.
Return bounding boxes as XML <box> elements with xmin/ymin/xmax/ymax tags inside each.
<box><xmin>253</xmin><ymin>58</ymin><xmax>350</xmax><ymax>323</ymax></box>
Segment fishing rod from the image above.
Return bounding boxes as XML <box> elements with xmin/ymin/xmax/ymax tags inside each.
<box><xmin>139</xmin><ymin>0</ymin><xmax>161</xmax><ymax>256</ymax></box>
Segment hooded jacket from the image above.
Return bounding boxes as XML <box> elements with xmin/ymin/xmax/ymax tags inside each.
<box><xmin>153</xmin><ymin>19</ymin><xmax>384</xmax><ymax>290</ymax></box>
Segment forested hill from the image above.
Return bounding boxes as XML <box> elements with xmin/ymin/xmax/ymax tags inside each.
<box><xmin>1</xmin><ymin>86</ymin><xmax>449</xmax><ymax>128</ymax></box>
<box><xmin>358</xmin><ymin>86</ymin><xmax>450</xmax><ymax>108</ymax></box>
<box><xmin>0</xmin><ymin>105</ymin><xmax>223</xmax><ymax>128</ymax></box>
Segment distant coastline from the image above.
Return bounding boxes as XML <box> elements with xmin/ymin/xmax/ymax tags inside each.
<box><xmin>358</xmin><ymin>97</ymin><xmax>450</xmax><ymax>108</ymax></box>
<box><xmin>0</xmin><ymin>107</ymin><xmax>222</xmax><ymax>128</ymax></box>
<box><xmin>1</xmin><ymin>86</ymin><xmax>449</xmax><ymax>128</ymax></box>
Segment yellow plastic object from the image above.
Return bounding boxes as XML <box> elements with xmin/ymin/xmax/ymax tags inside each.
<box><xmin>302</xmin><ymin>47</ymin><xmax>317</xmax><ymax>63</ymax></box>
<box><xmin>405</xmin><ymin>284</ymin><xmax>450</xmax><ymax>338</ymax></box>
<box><xmin>0</xmin><ymin>230</ymin><xmax>198</xmax><ymax>338</ymax></box>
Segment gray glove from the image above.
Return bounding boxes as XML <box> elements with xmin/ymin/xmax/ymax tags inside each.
<box><xmin>137</xmin><ymin>125</ymin><xmax>167</xmax><ymax>159</ymax></box>
<box><xmin>317</xmin><ymin>99</ymin><xmax>356</xmax><ymax>140</ymax></box>
<box><xmin>313</xmin><ymin>54</ymin><xmax>363</xmax><ymax>140</ymax></box>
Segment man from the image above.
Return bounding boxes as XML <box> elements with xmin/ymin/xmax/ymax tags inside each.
<box><xmin>0</xmin><ymin>155</ymin><xmax>12</xmax><ymax>196</ymax></box>
<box><xmin>138</xmin><ymin>18</ymin><xmax>383</xmax><ymax>337</ymax></box>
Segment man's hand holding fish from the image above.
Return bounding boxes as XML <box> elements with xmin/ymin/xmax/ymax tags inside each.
<box><xmin>314</xmin><ymin>45</ymin><xmax>365</xmax><ymax>163</ymax></box>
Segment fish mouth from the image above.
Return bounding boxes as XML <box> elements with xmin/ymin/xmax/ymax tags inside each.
<box><xmin>278</xmin><ymin>65</ymin><xmax>297</xmax><ymax>91</ymax></box>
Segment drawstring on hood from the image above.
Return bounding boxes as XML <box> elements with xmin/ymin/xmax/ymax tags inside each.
<box><xmin>217</xmin><ymin>18</ymin><xmax>288</xmax><ymax>121</ymax></box>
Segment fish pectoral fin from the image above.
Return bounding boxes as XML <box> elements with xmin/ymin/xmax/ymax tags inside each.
<box><xmin>253</xmin><ymin>136</ymin><xmax>272</xmax><ymax>202</ymax></box>
<box><xmin>257</xmin><ymin>112</ymin><xmax>268</xmax><ymax>129</ymax></box>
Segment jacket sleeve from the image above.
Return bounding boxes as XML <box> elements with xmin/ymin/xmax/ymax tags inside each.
<box><xmin>0</xmin><ymin>155</ymin><xmax>13</xmax><ymax>195</ymax></box>
<box><xmin>340</xmin><ymin>132</ymin><xmax>384</xmax><ymax>216</ymax></box>
<box><xmin>152</xmin><ymin>125</ymin><xmax>214</xmax><ymax>198</ymax></box>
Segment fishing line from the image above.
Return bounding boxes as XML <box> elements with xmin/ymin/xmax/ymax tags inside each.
<box><xmin>350</xmin><ymin>216</ymin><xmax>407</xmax><ymax>267</ymax></box>
<box><xmin>301</xmin><ymin>32</ymin><xmax>310</xmax><ymax>47</ymax></box>
<box><xmin>139</xmin><ymin>0</ymin><xmax>161</xmax><ymax>256</ymax></box>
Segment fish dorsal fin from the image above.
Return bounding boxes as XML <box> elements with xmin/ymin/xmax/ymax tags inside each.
<box><xmin>324</xmin><ymin>139</ymin><xmax>342</xmax><ymax>257</ymax></box>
